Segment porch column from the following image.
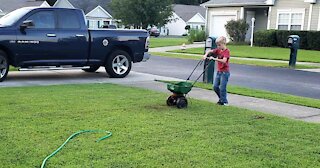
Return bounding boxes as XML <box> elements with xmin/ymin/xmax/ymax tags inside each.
<box><xmin>240</xmin><ymin>7</ymin><xmax>244</xmax><ymax>19</ymax></box>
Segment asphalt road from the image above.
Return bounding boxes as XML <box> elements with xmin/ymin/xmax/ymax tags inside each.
<box><xmin>132</xmin><ymin>55</ymin><xmax>320</xmax><ymax>99</ymax></box>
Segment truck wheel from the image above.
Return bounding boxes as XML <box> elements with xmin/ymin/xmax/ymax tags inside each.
<box><xmin>82</xmin><ymin>66</ymin><xmax>100</xmax><ymax>73</ymax></box>
<box><xmin>105</xmin><ymin>50</ymin><xmax>132</xmax><ymax>78</ymax></box>
<box><xmin>0</xmin><ymin>51</ymin><xmax>9</xmax><ymax>82</ymax></box>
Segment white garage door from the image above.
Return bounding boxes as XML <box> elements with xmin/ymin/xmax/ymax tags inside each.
<box><xmin>210</xmin><ymin>15</ymin><xmax>236</xmax><ymax>40</ymax></box>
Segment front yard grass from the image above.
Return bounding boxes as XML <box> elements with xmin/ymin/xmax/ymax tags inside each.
<box><xmin>170</xmin><ymin>45</ymin><xmax>320</xmax><ymax>63</ymax></box>
<box><xmin>151</xmin><ymin>52</ymin><xmax>320</xmax><ymax>69</ymax></box>
<box><xmin>150</xmin><ymin>37</ymin><xmax>189</xmax><ymax>48</ymax></box>
<box><xmin>1</xmin><ymin>84</ymin><xmax>320</xmax><ymax>167</ymax></box>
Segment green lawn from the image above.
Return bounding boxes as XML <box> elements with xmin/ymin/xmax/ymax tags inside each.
<box><xmin>158</xmin><ymin>80</ymin><xmax>320</xmax><ymax>109</ymax></box>
<box><xmin>1</xmin><ymin>84</ymin><xmax>320</xmax><ymax>167</ymax></box>
<box><xmin>170</xmin><ymin>45</ymin><xmax>320</xmax><ymax>63</ymax></box>
<box><xmin>151</xmin><ymin>52</ymin><xmax>320</xmax><ymax>69</ymax></box>
<box><xmin>150</xmin><ymin>37</ymin><xmax>189</xmax><ymax>48</ymax></box>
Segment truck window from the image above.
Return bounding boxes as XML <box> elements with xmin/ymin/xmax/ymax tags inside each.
<box><xmin>27</xmin><ymin>11</ymin><xmax>55</xmax><ymax>29</ymax></box>
<box><xmin>57</xmin><ymin>10</ymin><xmax>81</xmax><ymax>29</ymax></box>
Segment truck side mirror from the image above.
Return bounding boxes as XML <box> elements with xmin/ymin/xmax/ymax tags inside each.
<box><xmin>20</xmin><ymin>20</ymin><xmax>34</xmax><ymax>30</ymax></box>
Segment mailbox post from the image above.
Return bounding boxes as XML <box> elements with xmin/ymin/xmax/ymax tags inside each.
<box><xmin>203</xmin><ymin>37</ymin><xmax>217</xmax><ymax>84</ymax></box>
<box><xmin>287</xmin><ymin>35</ymin><xmax>300</xmax><ymax>68</ymax></box>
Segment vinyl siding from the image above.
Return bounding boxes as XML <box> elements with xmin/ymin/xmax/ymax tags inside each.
<box><xmin>269</xmin><ymin>0</ymin><xmax>316</xmax><ymax>30</ymax></box>
<box><xmin>313</xmin><ymin>0</ymin><xmax>320</xmax><ymax>30</ymax></box>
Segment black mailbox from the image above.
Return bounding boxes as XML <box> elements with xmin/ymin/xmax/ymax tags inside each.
<box><xmin>288</xmin><ymin>35</ymin><xmax>300</xmax><ymax>68</ymax></box>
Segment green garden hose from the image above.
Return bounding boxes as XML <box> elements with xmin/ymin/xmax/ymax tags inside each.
<box><xmin>41</xmin><ymin>130</ymin><xmax>112</xmax><ymax>168</ymax></box>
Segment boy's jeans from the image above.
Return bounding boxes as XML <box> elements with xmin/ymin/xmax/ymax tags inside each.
<box><xmin>213</xmin><ymin>71</ymin><xmax>230</xmax><ymax>104</ymax></box>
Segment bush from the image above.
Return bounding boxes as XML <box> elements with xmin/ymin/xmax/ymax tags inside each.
<box><xmin>307</xmin><ymin>31</ymin><xmax>320</xmax><ymax>50</ymax></box>
<box><xmin>254</xmin><ymin>30</ymin><xmax>277</xmax><ymax>47</ymax></box>
<box><xmin>254</xmin><ymin>30</ymin><xmax>320</xmax><ymax>50</ymax></box>
<box><xmin>187</xmin><ymin>29</ymin><xmax>206</xmax><ymax>43</ymax></box>
<box><xmin>225</xmin><ymin>19</ymin><xmax>249</xmax><ymax>43</ymax></box>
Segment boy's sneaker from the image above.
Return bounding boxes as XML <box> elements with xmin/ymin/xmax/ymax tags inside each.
<box><xmin>217</xmin><ymin>102</ymin><xmax>229</xmax><ymax>106</ymax></box>
<box><xmin>223</xmin><ymin>103</ymin><xmax>229</xmax><ymax>106</ymax></box>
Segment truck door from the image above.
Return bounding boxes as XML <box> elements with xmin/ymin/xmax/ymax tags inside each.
<box><xmin>55</xmin><ymin>9</ymin><xmax>89</xmax><ymax>65</ymax></box>
<box><xmin>16</xmin><ymin>10</ymin><xmax>59</xmax><ymax>66</ymax></box>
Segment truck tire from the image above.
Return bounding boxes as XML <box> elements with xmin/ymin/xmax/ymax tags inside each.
<box><xmin>0</xmin><ymin>51</ymin><xmax>9</xmax><ymax>82</ymax></box>
<box><xmin>82</xmin><ymin>66</ymin><xmax>100</xmax><ymax>73</ymax></box>
<box><xmin>105</xmin><ymin>50</ymin><xmax>132</xmax><ymax>78</ymax></box>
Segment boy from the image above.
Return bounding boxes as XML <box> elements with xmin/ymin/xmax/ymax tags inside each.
<box><xmin>203</xmin><ymin>36</ymin><xmax>230</xmax><ymax>106</ymax></box>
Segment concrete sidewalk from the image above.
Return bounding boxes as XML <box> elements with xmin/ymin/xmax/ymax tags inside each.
<box><xmin>158</xmin><ymin>51</ymin><xmax>320</xmax><ymax>67</ymax></box>
<box><xmin>2</xmin><ymin>69</ymin><xmax>319</xmax><ymax>123</ymax></box>
<box><xmin>149</xmin><ymin>43</ymin><xmax>204</xmax><ymax>53</ymax></box>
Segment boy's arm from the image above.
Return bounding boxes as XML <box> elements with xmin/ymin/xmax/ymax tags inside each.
<box><xmin>210</xmin><ymin>50</ymin><xmax>229</xmax><ymax>63</ymax></box>
<box><xmin>202</xmin><ymin>49</ymin><xmax>217</xmax><ymax>60</ymax></box>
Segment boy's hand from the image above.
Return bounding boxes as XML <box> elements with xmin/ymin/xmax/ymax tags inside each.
<box><xmin>203</xmin><ymin>50</ymin><xmax>211</xmax><ymax>60</ymax></box>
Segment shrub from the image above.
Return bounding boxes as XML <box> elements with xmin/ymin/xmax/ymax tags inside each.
<box><xmin>307</xmin><ymin>31</ymin><xmax>320</xmax><ymax>51</ymax></box>
<box><xmin>225</xmin><ymin>19</ymin><xmax>249</xmax><ymax>43</ymax></box>
<box><xmin>254</xmin><ymin>30</ymin><xmax>320</xmax><ymax>50</ymax></box>
<box><xmin>187</xmin><ymin>29</ymin><xmax>206</xmax><ymax>43</ymax></box>
<box><xmin>254</xmin><ymin>30</ymin><xmax>277</xmax><ymax>47</ymax></box>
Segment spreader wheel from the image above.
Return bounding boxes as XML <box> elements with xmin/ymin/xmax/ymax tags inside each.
<box><xmin>167</xmin><ymin>95</ymin><xmax>176</xmax><ymax>106</ymax></box>
<box><xmin>176</xmin><ymin>97</ymin><xmax>188</xmax><ymax>109</ymax></box>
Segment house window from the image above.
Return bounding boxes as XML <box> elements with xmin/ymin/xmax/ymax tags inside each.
<box><xmin>277</xmin><ymin>10</ymin><xmax>304</xmax><ymax>30</ymax></box>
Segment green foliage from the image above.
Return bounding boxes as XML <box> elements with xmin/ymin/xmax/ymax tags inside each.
<box><xmin>254</xmin><ymin>30</ymin><xmax>277</xmax><ymax>47</ymax></box>
<box><xmin>187</xmin><ymin>29</ymin><xmax>206</xmax><ymax>43</ymax></box>
<box><xmin>225</xmin><ymin>19</ymin><xmax>249</xmax><ymax>43</ymax></box>
<box><xmin>110</xmin><ymin>0</ymin><xmax>173</xmax><ymax>29</ymax></box>
<box><xmin>254</xmin><ymin>30</ymin><xmax>320</xmax><ymax>50</ymax></box>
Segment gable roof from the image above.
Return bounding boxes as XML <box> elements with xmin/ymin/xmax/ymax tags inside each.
<box><xmin>0</xmin><ymin>0</ymin><xmax>44</xmax><ymax>14</ymax></box>
<box><xmin>201</xmin><ymin>0</ymin><xmax>274</xmax><ymax>7</ymax></box>
<box><xmin>48</xmin><ymin>0</ymin><xmax>113</xmax><ymax>15</ymax></box>
<box><xmin>85</xmin><ymin>5</ymin><xmax>112</xmax><ymax>18</ymax></box>
<box><xmin>173</xmin><ymin>4</ymin><xmax>206</xmax><ymax>22</ymax></box>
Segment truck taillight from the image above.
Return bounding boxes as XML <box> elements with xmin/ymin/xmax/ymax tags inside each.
<box><xmin>145</xmin><ymin>36</ymin><xmax>150</xmax><ymax>50</ymax></box>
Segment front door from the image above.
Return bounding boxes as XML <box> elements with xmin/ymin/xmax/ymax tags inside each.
<box><xmin>16</xmin><ymin>10</ymin><xmax>59</xmax><ymax>66</ymax></box>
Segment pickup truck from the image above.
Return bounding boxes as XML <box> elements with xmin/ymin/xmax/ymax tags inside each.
<box><xmin>0</xmin><ymin>7</ymin><xmax>150</xmax><ymax>82</ymax></box>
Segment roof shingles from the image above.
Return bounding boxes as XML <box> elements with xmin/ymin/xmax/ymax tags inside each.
<box><xmin>173</xmin><ymin>4</ymin><xmax>206</xmax><ymax>22</ymax></box>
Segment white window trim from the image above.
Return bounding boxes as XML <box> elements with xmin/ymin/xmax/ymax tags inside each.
<box><xmin>276</xmin><ymin>8</ymin><xmax>305</xmax><ymax>31</ymax></box>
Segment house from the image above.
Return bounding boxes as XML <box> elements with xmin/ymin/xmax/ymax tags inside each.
<box><xmin>0</xmin><ymin>0</ymin><xmax>116</xmax><ymax>29</ymax></box>
<box><xmin>160</xmin><ymin>4</ymin><xmax>206</xmax><ymax>36</ymax></box>
<box><xmin>50</xmin><ymin>0</ymin><xmax>115</xmax><ymax>29</ymax></box>
<box><xmin>0</xmin><ymin>0</ymin><xmax>47</xmax><ymax>17</ymax></box>
<box><xmin>202</xmin><ymin>0</ymin><xmax>320</xmax><ymax>41</ymax></box>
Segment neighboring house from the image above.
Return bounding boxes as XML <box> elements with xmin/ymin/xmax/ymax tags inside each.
<box><xmin>0</xmin><ymin>0</ymin><xmax>115</xmax><ymax>29</ymax></box>
<box><xmin>202</xmin><ymin>0</ymin><xmax>320</xmax><ymax>41</ymax></box>
<box><xmin>160</xmin><ymin>4</ymin><xmax>206</xmax><ymax>36</ymax></box>
<box><xmin>50</xmin><ymin>0</ymin><xmax>115</xmax><ymax>29</ymax></box>
<box><xmin>0</xmin><ymin>0</ymin><xmax>46</xmax><ymax>17</ymax></box>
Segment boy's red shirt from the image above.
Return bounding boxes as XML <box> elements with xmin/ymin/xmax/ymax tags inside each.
<box><xmin>212</xmin><ymin>48</ymin><xmax>230</xmax><ymax>72</ymax></box>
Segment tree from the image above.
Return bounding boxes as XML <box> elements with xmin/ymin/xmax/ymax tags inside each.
<box><xmin>110</xmin><ymin>0</ymin><xmax>173</xmax><ymax>29</ymax></box>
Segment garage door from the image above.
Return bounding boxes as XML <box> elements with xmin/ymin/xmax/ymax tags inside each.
<box><xmin>210</xmin><ymin>15</ymin><xmax>236</xmax><ymax>40</ymax></box>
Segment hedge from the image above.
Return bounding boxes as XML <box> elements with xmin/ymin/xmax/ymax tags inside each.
<box><xmin>254</xmin><ymin>30</ymin><xmax>320</xmax><ymax>50</ymax></box>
